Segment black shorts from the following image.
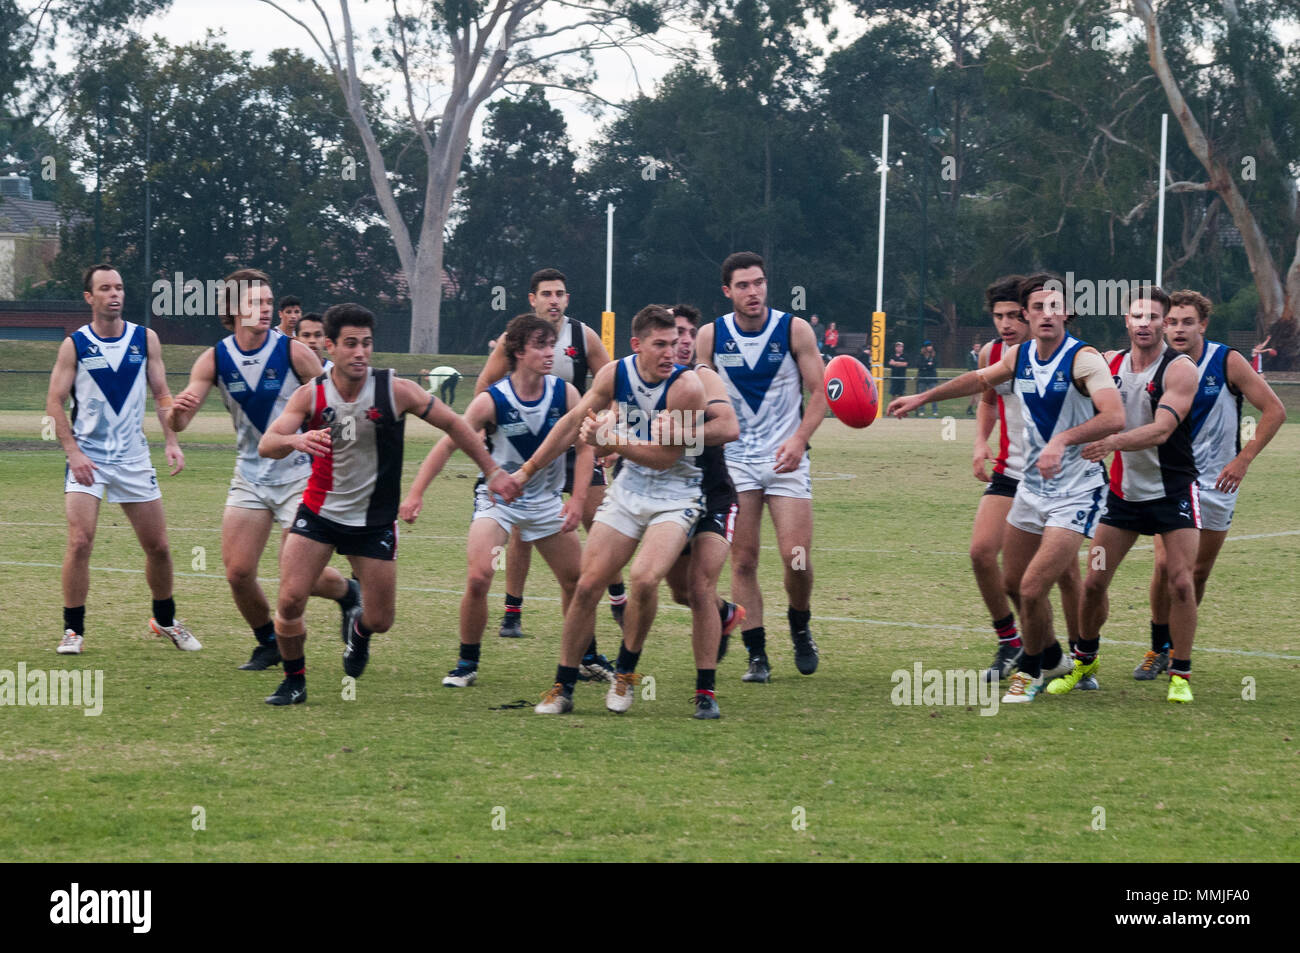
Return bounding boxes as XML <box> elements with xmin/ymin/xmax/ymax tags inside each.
<box><xmin>1099</xmin><ymin>485</ymin><xmax>1202</xmax><ymax>536</ymax></box>
<box><xmin>682</xmin><ymin>500</ymin><xmax>738</xmax><ymax>554</ymax></box>
<box><xmin>563</xmin><ymin>446</ymin><xmax>608</xmax><ymax>494</ymax></box>
<box><xmin>983</xmin><ymin>471</ymin><xmax>1019</xmax><ymax>498</ymax></box>
<box><xmin>290</xmin><ymin>504</ymin><xmax>398</xmax><ymax>561</ymax></box>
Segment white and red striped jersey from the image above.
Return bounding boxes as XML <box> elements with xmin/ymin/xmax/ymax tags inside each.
<box><xmin>1107</xmin><ymin>348</ymin><xmax>1198</xmax><ymax>502</ymax></box>
<box><xmin>302</xmin><ymin>368</ymin><xmax>405</xmax><ymax>527</ymax></box>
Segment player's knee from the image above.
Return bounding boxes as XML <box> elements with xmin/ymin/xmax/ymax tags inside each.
<box><xmin>731</xmin><ymin>549</ymin><xmax>759</xmax><ymax>577</ymax></box>
<box><xmin>1021</xmin><ymin>574</ymin><xmax>1054</xmax><ymax>604</ymax></box>
<box><xmin>141</xmin><ymin>535</ymin><xmax>170</xmax><ymax>561</ymax></box>
<box><xmin>574</xmin><ymin>573</ymin><xmax>606</xmax><ymax>606</ymax></box>
<box><xmin>668</xmin><ymin>579</ymin><xmax>690</xmax><ymax>606</ymax></box>
<box><xmin>628</xmin><ymin>566</ymin><xmax>659</xmax><ymax>597</ymax></box>
<box><xmin>225</xmin><ymin>562</ymin><xmax>257</xmax><ymax>590</ymax></box>
<box><xmin>687</xmin><ymin>579</ymin><xmax>716</xmax><ymax>611</ymax></box>
<box><xmin>66</xmin><ymin>530</ymin><xmax>95</xmax><ymax>559</ymax></box>
<box><xmin>465</xmin><ymin>568</ymin><xmax>494</xmax><ymax>598</ymax></box>
<box><xmin>362</xmin><ymin>609</ymin><xmax>393</xmax><ymax>633</ymax></box>
<box><xmin>1081</xmin><ymin>570</ymin><xmax>1110</xmax><ymax>601</ymax></box>
<box><xmin>1168</xmin><ymin>569</ymin><xmax>1196</xmax><ymax>604</ymax></box>
<box><xmin>970</xmin><ymin>540</ymin><xmax>998</xmax><ymax>573</ymax></box>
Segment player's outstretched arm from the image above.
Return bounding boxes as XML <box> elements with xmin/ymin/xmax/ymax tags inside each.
<box><xmin>168</xmin><ymin>348</ymin><xmax>216</xmax><ymax>434</ymax></box>
<box><xmin>775</xmin><ymin>318</ymin><xmax>829</xmax><ymax>473</ymax></box>
<box><xmin>1214</xmin><ymin>349</ymin><xmax>1287</xmax><ymax>492</ymax></box>
<box><xmin>563</xmin><ymin>383</ymin><xmax>596</xmax><ymax>533</ymax></box>
<box><xmin>394</xmin><ymin>378</ymin><xmax>518</xmax><ymax>503</ymax></box>
<box><xmin>45</xmin><ymin>337</ymin><xmax>97</xmax><ymax>486</ymax></box>
<box><xmin>889</xmin><ymin>342</ymin><xmax>1015</xmax><ymax>418</ymax></box>
<box><xmin>517</xmin><ymin>362</ymin><xmax>618</xmax><ymax>490</ymax></box>
<box><xmin>400</xmin><ymin>432</ymin><xmax>462</xmax><ymax>523</ymax></box>
<box><xmin>259</xmin><ymin>383</ymin><xmax>328</xmax><ymax>459</ymax></box>
<box><xmin>145</xmin><ymin>328</ymin><xmax>183</xmax><ymax>475</ymax></box>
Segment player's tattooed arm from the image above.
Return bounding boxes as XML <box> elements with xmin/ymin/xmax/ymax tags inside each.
<box><xmin>1216</xmin><ymin>349</ymin><xmax>1287</xmax><ymax>492</ymax></box>
<box><xmin>776</xmin><ymin>317</ymin><xmax>828</xmax><ymax>472</ymax></box>
<box><xmin>401</xmin><ymin>394</ymin><xmax>492</xmax><ymax>523</ymax></box>
<box><xmin>45</xmin><ymin>337</ymin><xmax>96</xmax><ymax>485</ymax></box>
<box><xmin>260</xmin><ymin>383</ymin><xmax>328</xmax><ymax>459</ymax></box>
<box><xmin>146</xmin><ymin>328</ymin><xmax>184</xmax><ymax>475</ymax></box>
<box><xmin>169</xmin><ymin>348</ymin><xmax>216</xmax><ymax>433</ymax></box>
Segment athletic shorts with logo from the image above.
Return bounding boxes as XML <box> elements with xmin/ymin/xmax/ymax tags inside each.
<box><xmin>726</xmin><ymin>453</ymin><xmax>811</xmax><ymax>498</ymax></box>
<box><xmin>471</xmin><ymin>484</ymin><xmax>565</xmax><ymax>542</ymax></box>
<box><xmin>226</xmin><ymin>471</ymin><xmax>305</xmax><ymax>528</ymax></box>
<box><xmin>594</xmin><ymin>477</ymin><xmax>704</xmax><ymax>541</ymax></box>
<box><xmin>1100</xmin><ymin>484</ymin><xmax>1202</xmax><ymax>536</ymax></box>
<box><xmin>65</xmin><ymin>458</ymin><xmax>160</xmax><ymax>503</ymax></box>
<box><xmin>1007</xmin><ymin>484</ymin><xmax>1105</xmax><ymax>538</ymax></box>
<box><xmin>983</xmin><ymin>471</ymin><xmax>1019</xmax><ymax>499</ymax></box>
<box><xmin>289</xmin><ymin>504</ymin><xmax>398</xmax><ymax>561</ymax></box>
<box><xmin>1194</xmin><ymin>484</ymin><xmax>1234</xmax><ymax>533</ymax></box>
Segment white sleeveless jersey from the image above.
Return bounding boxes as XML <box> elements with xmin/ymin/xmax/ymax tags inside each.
<box><xmin>1187</xmin><ymin>341</ymin><xmax>1242</xmax><ymax>482</ymax></box>
<box><xmin>215</xmin><ymin>330</ymin><xmax>309</xmax><ymax>486</ymax></box>
<box><xmin>711</xmin><ymin>310</ymin><xmax>804</xmax><ymax>463</ymax></box>
<box><xmin>1014</xmin><ymin>335</ymin><xmax>1109</xmax><ymax>498</ymax></box>
<box><xmin>990</xmin><ymin>339</ymin><xmax>1026</xmax><ymax>481</ymax></box>
<box><xmin>70</xmin><ymin>322</ymin><xmax>151</xmax><ymax>465</ymax></box>
<box><xmin>486</xmin><ymin>375</ymin><xmax>568</xmax><ymax>505</ymax></box>
<box><xmin>1107</xmin><ymin>348</ymin><xmax>1198</xmax><ymax>501</ymax></box>
<box><xmin>611</xmin><ymin>355</ymin><xmax>703</xmax><ymax>498</ymax></box>
<box><xmin>303</xmin><ymin>368</ymin><xmax>405</xmax><ymax>527</ymax></box>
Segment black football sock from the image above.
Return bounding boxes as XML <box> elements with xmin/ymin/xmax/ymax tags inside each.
<box><xmin>282</xmin><ymin>655</ymin><xmax>305</xmax><ymax>684</ymax></box>
<box><xmin>1170</xmin><ymin>658</ymin><xmax>1191</xmax><ymax>678</ymax></box>
<box><xmin>788</xmin><ymin>606</ymin><xmax>811</xmax><ymax>633</ymax></box>
<box><xmin>696</xmin><ymin>669</ymin><xmax>716</xmax><ymax>693</ymax></box>
<box><xmin>337</xmin><ymin>580</ymin><xmax>359</xmax><ymax>611</ymax></box>
<box><xmin>504</xmin><ymin>593</ymin><xmax>523</xmax><ymax>618</ymax></box>
<box><xmin>742</xmin><ymin>626</ymin><xmax>767</xmax><ymax>659</ymax></box>
<box><xmin>615</xmin><ymin>643</ymin><xmax>641</xmax><ymax>674</ymax></box>
<box><xmin>152</xmin><ymin>597</ymin><xmax>176</xmax><ymax>629</ymax></box>
<box><xmin>717</xmin><ymin>600</ymin><xmax>731</xmax><ymax>625</ymax></box>
<box><xmin>1019</xmin><ymin>652</ymin><xmax>1043</xmax><ymax>678</ymax></box>
<box><xmin>993</xmin><ymin>613</ymin><xmax>1020</xmax><ymax>648</ymax></box>
<box><xmin>1074</xmin><ymin>637</ymin><xmax>1100</xmax><ymax>663</ymax></box>
<box><xmin>63</xmin><ymin>606</ymin><xmax>85</xmax><ymax>636</ymax></box>
<box><xmin>556</xmin><ymin>665</ymin><xmax>579</xmax><ymax>696</ymax></box>
<box><xmin>1151</xmin><ymin>622</ymin><xmax>1171</xmax><ymax>653</ymax></box>
<box><xmin>608</xmin><ymin>582</ymin><xmax>627</xmax><ymax>606</ymax></box>
<box><xmin>253</xmin><ymin>621</ymin><xmax>276</xmax><ymax>646</ymax></box>
<box><xmin>584</xmin><ymin>637</ymin><xmax>599</xmax><ymax>659</ymax></box>
<box><xmin>1042</xmin><ymin>641</ymin><xmax>1063</xmax><ymax>671</ymax></box>
<box><xmin>458</xmin><ymin>642</ymin><xmax>481</xmax><ymax>669</ymax></box>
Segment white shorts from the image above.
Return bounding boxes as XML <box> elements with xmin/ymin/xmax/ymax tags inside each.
<box><xmin>471</xmin><ymin>485</ymin><xmax>565</xmax><ymax>543</ymax></box>
<box><xmin>1007</xmin><ymin>484</ymin><xmax>1105</xmax><ymax>538</ymax></box>
<box><xmin>65</xmin><ymin>457</ymin><xmax>160</xmax><ymax>504</ymax></box>
<box><xmin>726</xmin><ymin>454</ymin><xmax>812</xmax><ymax>499</ymax></box>
<box><xmin>226</xmin><ymin>471</ymin><xmax>305</xmax><ymax>528</ymax></box>
<box><xmin>1196</xmin><ymin>485</ymin><xmax>1236</xmax><ymax>533</ymax></box>
<box><xmin>594</xmin><ymin>478</ymin><xmax>703</xmax><ymax>541</ymax></box>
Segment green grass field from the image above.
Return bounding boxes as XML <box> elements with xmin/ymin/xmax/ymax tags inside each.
<box><xmin>1</xmin><ymin>342</ymin><xmax>1297</xmax><ymax>861</ymax></box>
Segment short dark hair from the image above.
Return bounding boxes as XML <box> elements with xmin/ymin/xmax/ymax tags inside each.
<box><xmin>296</xmin><ymin>312</ymin><xmax>324</xmax><ymax>331</ymax></box>
<box><xmin>278</xmin><ymin>295</ymin><xmax>302</xmax><ymax>311</ymax></box>
<box><xmin>502</xmin><ymin>313</ymin><xmax>556</xmax><ymax>372</ymax></box>
<box><xmin>671</xmin><ymin>303</ymin><xmax>702</xmax><ymax>327</ymax></box>
<box><xmin>529</xmin><ymin>268</ymin><xmax>567</xmax><ymax>295</ymax></box>
<box><xmin>1135</xmin><ymin>285</ymin><xmax>1172</xmax><ymax>316</ymax></box>
<box><xmin>1170</xmin><ymin>289</ymin><xmax>1212</xmax><ymax>322</ymax></box>
<box><xmin>722</xmin><ymin>251</ymin><xmax>765</xmax><ymax>287</ymax></box>
<box><xmin>82</xmin><ymin>263</ymin><xmax>118</xmax><ymax>293</ymax></box>
<box><xmin>322</xmin><ymin>303</ymin><xmax>375</xmax><ymax>342</ymax></box>
<box><xmin>1018</xmin><ymin>272</ymin><xmax>1067</xmax><ymax>312</ymax></box>
<box><xmin>220</xmin><ymin>268</ymin><xmax>273</xmax><ymax>331</ymax></box>
<box><xmin>632</xmin><ymin>304</ymin><xmax>676</xmax><ymax>339</ymax></box>
<box><xmin>985</xmin><ymin>275</ymin><xmax>1025</xmax><ymax>312</ymax></box>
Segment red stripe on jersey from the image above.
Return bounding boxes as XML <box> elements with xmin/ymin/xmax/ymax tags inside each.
<box><xmin>1107</xmin><ymin>351</ymin><xmax>1126</xmax><ymax>500</ymax></box>
<box><xmin>302</xmin><ymin>379</ymin><xmax>333</xmax><ymax>514</ymax></box>
<box><xmin>1190</xmin><ymin>482</ymin><xmax>1201</xmax><ymax>529</ymax></box>
<box><xmin>991</xmin><ymin>341</ymin><xmax>1010</xmax><ymax>475</ymax></box>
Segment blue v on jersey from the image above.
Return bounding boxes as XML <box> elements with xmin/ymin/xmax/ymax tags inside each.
<box><xmin>70</xmin><ymin>322</ymin><xmax>151</xmax><ymax>465</ymax></box>
<box><xmin>711</xmin><ymin>309</ymin><xmax>804</xmax><ymax>464</ymax></box>
<box><xmin>215</xmin><ymin>329</ymin><xmax>309</xmax><ymax>486</ymax></box>
<box><xmin>486</xmin><ymin>375</ymin><xmax>568</xmax><ymax>504</ymax></box>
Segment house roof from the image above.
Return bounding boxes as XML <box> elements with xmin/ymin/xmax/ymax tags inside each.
<box><xmin>0</xmin><ymin>197</ymin><xmax>62</xmax><ymax>234</ymax></box>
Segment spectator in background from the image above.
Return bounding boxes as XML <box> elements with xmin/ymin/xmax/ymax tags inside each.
<box><xmin>1251</xmin><ymin>335</ymin><xmax>1277</xmax><ymax>379</ymax></box>
<box><xmin>824</xmin><ymin>321</ymin><xmax>840</xmax><ymax>356</ymax></box>
<box><xmin>424</xmin><ymin>365</ymin><xmax>462</xmax><ymax>406</ymax></box>
<box><xmin>810</xmin><ymin>314</ymin><xmax>826</xmax><ymax>357</ymax></box>
<box><xmin>888</xmin><ymin>341</ymin><xmax>910</xmax><ymax>407</ymax></box>
<box><xmin>276</xmin><ymin>295</ymin><xmax>302</xmax><ymax>336</ymax></box>
<box><xmin>917</xmin><ymin>340</ymin><xmax>939</xmax><ymax>416</ymax></box>
<box><xmin>964</xmin><ymin>341</ymin><xmax>981</xmax><ymax>416</ymax></box>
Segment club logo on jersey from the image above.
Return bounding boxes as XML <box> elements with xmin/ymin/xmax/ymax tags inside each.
<box><xmin>565</xmin><ymin>346</ymin><xmax>578</xmax><ymax>357</ymax></box>
<box><xmin>226</xmin><ymin>378</ymin><xmax>248</xmax><ymax>393</ymax></box>
<box><xmin>366</xmin><ymin>406</ymin><xmax>381</xmax><ymax>422</ymax></box>
<box><xmin>827</xmin><ymin>378</ymin><xmax>844</xmax><ymax>401</ymax></box>
<box><xmin>86</xmin><ymin>344</ymin><xmax>100</xmax><ymax>355</ymax></box>
<box><xmin>724</xmin><ymin>340</ymin><xmax>738</xmax><ymax>351</ymax></box>
<box><xmin>1146</xmin><ymin>381</ymin><xmax>1158</xmax><ymax>395</ymax></box>
<box><xmin>241</xmin><ymin>358</ymin><xmax>260</xmax><ymax>366</ymax></box>
<box><xmin>265</xmin><ymin>367</ymin><xmax>277</xmax><ymax>379</ymax></box>
<box><xmin>127</xmin><ymin>344</ymin><xmax>143</xmax><ymax>363</ymax></box>
<box><xmin>321</xmin><ymin>406</ymin><xmax>337</xmax><ymax>423</ymax></box>
<box><xmin>1051</xmin><ymin>369</ymin><xmax>1069</xmax><ymax>392</ymax></box>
